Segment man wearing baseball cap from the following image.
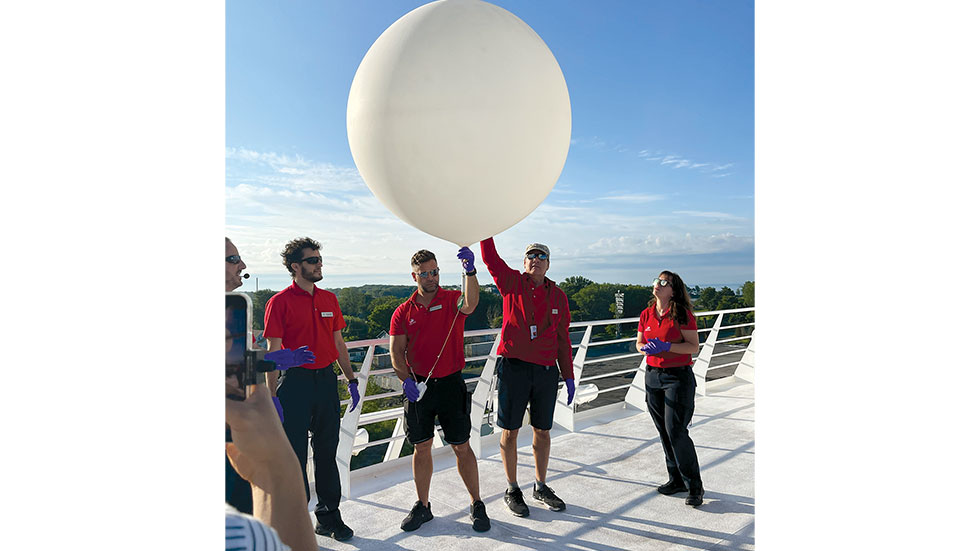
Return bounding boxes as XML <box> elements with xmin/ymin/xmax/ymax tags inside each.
<box><xmin>479</xmin><ymin>236</ymin><xmax>575</xmax><ymax>517</ymax></box>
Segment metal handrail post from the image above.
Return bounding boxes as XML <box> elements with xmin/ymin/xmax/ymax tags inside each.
<box><xmin>693</xmin><ymin>313</ymin><xmax>723</xmax><ymax>396</ymax></box>
<box><xmin>337</xmin><ymin>343</ymin><xmax>375</xmax><ymax>498</ymax></box>
<box><xmin>468</xmin><ymin>331</ymin><xmax>503</xmax><ymax>458</ymax></box>
<box><xmin>553</xmin><ymin>323</ymin><xmax>592</xmax><ymax>432</ymax></box>
<box><xmin>734</xmin><ymin>331</ymin><xmax>755</xmax><ymax>383</ymax></box>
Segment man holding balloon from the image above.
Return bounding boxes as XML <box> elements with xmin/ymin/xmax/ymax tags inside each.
<box><xmin>480</xmin><ymin>237</ymin><xmax>575</xmax><ymax>517</ymax></box>
<box><xmin>389</xmin><ymin>247</ymin><xmax>491</xmax><ymax>533</ymax></box>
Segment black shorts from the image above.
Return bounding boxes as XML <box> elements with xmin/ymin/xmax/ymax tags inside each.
<box><xmin>495</xmin><ymin>356</ymin><xmax>560</xmax><ymax>431</ymax></box>
<box><xmin>404</xmin><ymin>371</ymin><xmax>472</xmax><ymax>445</ymax></box>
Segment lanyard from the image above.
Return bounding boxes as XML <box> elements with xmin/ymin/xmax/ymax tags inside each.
<box><xmin>408</xmin><ymin>295</ymin><xmax>462</xmax><ymax>384</ymax></box>
<box><xmin>521</xmin><ymin>276</ymin><xmax>554</xmax><ymax>329</ymax></box>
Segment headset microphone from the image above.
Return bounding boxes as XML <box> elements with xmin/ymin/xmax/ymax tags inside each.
<box><xmin>242</xmin><ymin>273</ymin><xmax>250</xmax><ymax>279</ymax></box>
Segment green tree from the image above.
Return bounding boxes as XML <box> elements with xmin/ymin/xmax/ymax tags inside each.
<box><xmin>338</xmin><ymin>287</ymin><xmax>369</xmax><ymax>319</ymax></box>
<box><xmin>559</xmin><ymin>276</ymin><xmax>594</xmax><ymax>311</ymax></box>
<box><xmin>366</xmin><ymin>296</ymin><xmax>405</xmax><ymax>337</ymax></box>
<box><xmin>464</xmin><ymin>288</ymin><xmax>502</xmax><ymax>331</ymax></box>
<box><xmin>342</xmin><ymin>315</ymin><xmax>371</xmax><ymax>341</ymax></box>
<box><xmin>740</xmin><ymin>281</ymin><xmax>754</xmax><ymax>307</ymax></box>
<box><xmin>696</xmin><ymin>287</ymin><xmax>719</xmax><ymax>311</ymax></box>
<box><xmin>572</xmin><ymin>283</ymin><xmax>617</xmax><ymax>321</ymax></box>
<box><xmin>250</xmin><ymin>289</ymin><xmax>276</xmax><ymax>330</ymax></box>
<box><xmin>620</xmin><ymin>285</ymin><xmax>653</xmax><ymax>318</ymax></box>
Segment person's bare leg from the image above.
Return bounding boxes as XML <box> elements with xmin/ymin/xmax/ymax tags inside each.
<box><xmin>532</xmin><ymin>427</ymin><xmax>551</xmax><ymax>484</ymax></box>
<box><xmin>451</xmin><ymin>442</ymin><xmax>481</xmax><ymax>502</ymax></box>
<box><xmin>499</xmin><ymin>428</ymin><xmax>520</xmax><ymax>484</ymax></box>
<box><xmin>412</xmin><ymin>438</ymin><xmax>434</xmax><ymax>505</ymax></box>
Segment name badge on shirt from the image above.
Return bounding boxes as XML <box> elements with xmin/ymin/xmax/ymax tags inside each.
<box><xmin>321</xmin><ymin>311</ymin><xmax>333</xmax><ymax>318</ymax></box>
<box><xmin>552</xmin><ymin>308</ymin><xmax>558</xmax><ymax>315</ymax></box>
<box><xmin>429</xmin><ymin>304</ymin><xmax>443</xmax><ymax>312</ymax></box>
<box><xmin>530</xmin><ymin>324</ymin><xmax>538</xmax><ymax>340</ymax></box>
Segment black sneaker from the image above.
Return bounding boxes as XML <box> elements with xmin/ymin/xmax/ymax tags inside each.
<box><xmin>400</xmin><ymin>500</ymin><xmax>434</xmax><ymax>532</ymax></box>
<box><xmin>470</xmin><ymin>500</ymin><xmax>491</xmax><ymax>532</ymax></box>
<box><xmin>532</xmin><ymin>483</ymin><xmax>566</xmax><ymax>511</ymax></box>
<box><xmin>657</xmin><ymin>479</ymin><xmax>688</xmax><ymax>495</ymax></box>
<box><xmin>686</xmin><ymin>488</ymin><xmax>704</xmax><ymax>507</ymax></box>
<box><xmin>503</xmin><ymin>487</ymin><xmax>530</xmax><ymax>517</ymax></box>
<box><xmin>314</xmin><ymin>509</ymin><xmax>354</xmax><ymax>541</ymax></box>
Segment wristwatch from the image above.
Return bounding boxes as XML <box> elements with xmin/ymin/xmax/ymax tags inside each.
<box><xmin>347</xmin><ymin>378</ymin><xmax>358</xmax><ymax>385</ymax></box>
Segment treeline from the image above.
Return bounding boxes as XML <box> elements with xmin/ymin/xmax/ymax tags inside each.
<box><xmin>246</xmin><ymin>279</ymin><xmax>754</xmax><ymax>342</ymax></box>
<box><xmin>557</xmin><ymin>276</ymin><xmax>754</xmax><ymax>322</ymax></box>
<box><xmin>556</xmin><ymin>277</ymin><xmax>754</xmax><ymax>339</ymax></box>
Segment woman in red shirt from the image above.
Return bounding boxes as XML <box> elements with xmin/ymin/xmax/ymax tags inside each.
<box><xmin>635</xmin><ymin>270</ymin><xmax>705</xmax><ymax>507</ymax></box>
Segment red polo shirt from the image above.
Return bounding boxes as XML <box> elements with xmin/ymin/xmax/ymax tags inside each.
<box><xmin>480</xmin><ymin>237</ymin><xmax>573</xmax><ymax>380</ymax></box>
<box><xmin>389</xmin><ymin>287</ymin><xmax>468</xmax><ymax>379</ymax></box>
<box><xmin>263</xmin><ymin>281</ymin><xmax>346</xmax><ymax>370</ymax></box>
<box><xmin>638</xmin><ymin>306</ymin><xmax>697</xmax><ymax>368</ymax></box>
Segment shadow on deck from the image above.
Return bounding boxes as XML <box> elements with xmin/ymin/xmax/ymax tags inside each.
<box><xmin>312</xmin><ymin>378</ymin><xmax>754</xmax><ymax>550</ymax></box>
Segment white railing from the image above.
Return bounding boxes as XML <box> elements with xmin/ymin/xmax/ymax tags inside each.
<box><xmin>331</xmin><ymin>307</ymin><xmax>754</xmax><ymax>497</ymax></box>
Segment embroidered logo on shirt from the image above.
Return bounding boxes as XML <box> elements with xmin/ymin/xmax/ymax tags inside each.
<box><xmin>322</xmin><ymin>311</ymin><xmax>333</xmax><ymax>318</ymax></box>
<box><xmin>645</xmin><ymin>326</ymin><xmax>651</xmax><ymax>331</ymax></box>
<box><xmin>409</xmin><ymin>318</ymin><xmax>416</xmax><ymax>326</ymax></box>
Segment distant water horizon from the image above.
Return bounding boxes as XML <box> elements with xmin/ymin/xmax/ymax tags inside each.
<box><xmin>238</xmin><ymin>277</ymin><xmax>751</xmax><ymax>295</ymax></box>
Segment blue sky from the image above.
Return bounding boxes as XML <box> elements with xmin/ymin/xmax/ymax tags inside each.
<box><xmin>226</xmin><ymin>0</ymin><xmax>754</xmax><ymax>292</ymax></box>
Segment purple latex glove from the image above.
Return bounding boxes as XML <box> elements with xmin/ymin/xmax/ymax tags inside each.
<box><xmin>272</xmin><ymin>396</ymin><xmax>284</xmax><ymax>423</ymax></box>
<box><xmin>348</xmin><ymin>381</ymin><xmax>360</xmax><ymax>411</ymax></box>
<box><xmin>402</xmin><ymin>378</ymin><xmax>420</xmax><ymax>402</ymax></box>
<box><xmin>265</xmin><ymin>346</ymin><xmax>316</xmax><ymax>370</ymax></box>
<box><xmin>565</xmin><ymin>378</ymin><xmax>575</xmax><ymax>406</ymax></box>
<box><xmin>642</xmin><ymin>338</ymin><xmax>672</xmax><ymax>355</ymax></box>
<box><xmin>457</xmin><ymin>247</ymin><xmax>476</xmax><ymax>274</ymax></box>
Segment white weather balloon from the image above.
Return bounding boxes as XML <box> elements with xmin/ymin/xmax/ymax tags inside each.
<box><xmin>347</xmin><ymin>0</ymin><xmax>571</xmax><ymax>247</ymax></box>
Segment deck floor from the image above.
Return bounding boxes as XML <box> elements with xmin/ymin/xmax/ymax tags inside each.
<box><xmin>312</xmin><ymin>379</ymin><xmax>754</xmax><ymax>550</ymax></box>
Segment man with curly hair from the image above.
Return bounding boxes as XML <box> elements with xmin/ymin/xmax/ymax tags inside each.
<box><xmin>263</xmin><ymin>237</ymin><xmax>360</xmax><ymax>542</ymax></box>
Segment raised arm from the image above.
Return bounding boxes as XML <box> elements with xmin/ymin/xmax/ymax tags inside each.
<box><xmin>457</xmin><ymin>246</ymin><xmax>480</xmax><ymax>315</ymax></box>
<box><xmin>479</xmin><ymin>236</ymin><xmax>519</xmax><ymax>289</ymax></box>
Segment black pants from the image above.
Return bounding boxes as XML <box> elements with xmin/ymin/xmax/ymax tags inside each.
<box><xmin>645</xmin><ymin>365</ymin><xmax>703</xmax><ymax>491</ymax></box>
<box><xmin>277</xmin><ymin>367</ymin><xmax>342</xmax><ymax>516</ymax></box>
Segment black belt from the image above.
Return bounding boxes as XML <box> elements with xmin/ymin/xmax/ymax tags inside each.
<box><xmin>647</xmin><ymin>364</ymin><xmax>692</xmax><ymax>372</ymax></box>
<box><xmin>287</xmin><ymin>367</ymin><xmax>335</xmax><ymax>375</ymax></box>
<box><xmin>412</xmin><ymin>371</ymin><xmax>462</xmax><ymax>384</ymax></box>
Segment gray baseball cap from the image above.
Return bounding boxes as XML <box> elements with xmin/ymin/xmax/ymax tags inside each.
<box><xmin>524</xmin><ymin>243</ymin><xmax>550</xmax><ymax>257</ymax></box>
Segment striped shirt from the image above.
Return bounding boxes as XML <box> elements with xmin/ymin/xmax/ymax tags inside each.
<box><xmin>226</xmin><ymin>504</ymin><xmax>289</xmax><ymax>551</ymax></box>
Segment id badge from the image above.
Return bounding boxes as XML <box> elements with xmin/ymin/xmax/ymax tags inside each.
<box><xmin>530</xmin><ymin>324</ymin><xmax>538</xmax><ymax>340</ymax></box>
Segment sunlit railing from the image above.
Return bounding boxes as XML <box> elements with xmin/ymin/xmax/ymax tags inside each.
<box><xmin>331</xmin><ymin>307</ymin><xmax>754</xmax><ymax>497</ymax></box>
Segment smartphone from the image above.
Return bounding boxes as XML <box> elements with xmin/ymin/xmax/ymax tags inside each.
<box><xmin>226</xmin><ymin>292</ymin><xmax>255</xmax><ymax>400</ymax></box>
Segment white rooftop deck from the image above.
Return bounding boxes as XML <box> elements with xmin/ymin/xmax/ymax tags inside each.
<box><xmin>314</xmin><ymin>377</ymin><xmax>754</xmax><ymax>550</ymax></box>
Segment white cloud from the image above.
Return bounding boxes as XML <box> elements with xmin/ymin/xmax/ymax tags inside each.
<box><xmin>226</xmin><ymin>147</ymin><xmax>365</xmax><ymax>193</ymax></box>
<box><xmin>598</xmin><ymin>194</ymin><xmax>667</xmax><ymax>202</ymax></box>
<box><xmin>581</xmin><ymin>232</ymin><xmax>753</xmax><ymax>256</ymax></box>
<box><xmin>672</xmin><ymin>210</ymin><xmax>745</xmax><ymax>220</ymax></box>
<box><xmin>226</xmin><ymin>148</ymin><xmax>753</xmax><ymax>287</ymax></box>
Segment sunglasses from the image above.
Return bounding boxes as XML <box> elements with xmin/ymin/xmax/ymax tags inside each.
<box><xmin>300</xmin><ymin>256</ymin><xmax>322</xmax><ymax>265</ymax></box>
<box><xmin>525</xmin><ymin>253</ymin><xmax>549</xmax><ymax>260</ymax></box>
<box><xmin>654</xmin><ymin>279</ymin><xmax>672</xmax><ymax>288</ymax></box>
<box><xmin>415</xmin><ymin>268</ymin><xmax>440</xmax><ymax>278</ymax></box>
<box><xmin>225</xmin><ymin>255</ymin><xmax>242</xmax><ymax>264</ymax></box>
